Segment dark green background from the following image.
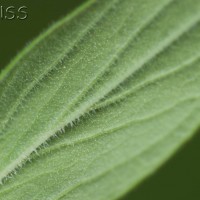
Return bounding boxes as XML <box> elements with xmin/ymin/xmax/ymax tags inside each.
<box><xmin>0</xmin><ymin>1</ymin><xmax>199</xmax><ymax>199</ymax></box>
<box><xmin>0</xmin><ymin>0</ymin><xmax>85</xmax><ymax>70</ymax></box>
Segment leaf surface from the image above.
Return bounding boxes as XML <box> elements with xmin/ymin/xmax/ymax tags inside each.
<box><xmin>0</xmin><ymin>0</ymin><xmax>200</xmax><ymax>199</ymax></box>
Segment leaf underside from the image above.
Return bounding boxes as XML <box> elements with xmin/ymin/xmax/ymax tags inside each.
<box><xmin>0</xmin><ymin>0</ymin><xmax>200</xmax><ymax>199</ymax></box>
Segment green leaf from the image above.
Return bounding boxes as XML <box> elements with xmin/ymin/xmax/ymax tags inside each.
<box><xmin>1</xmin><ymin>0</ymin><xmax>200</xmax><ymax>199</ymax></box>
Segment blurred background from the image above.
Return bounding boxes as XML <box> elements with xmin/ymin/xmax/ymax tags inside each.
<box><xmin>0</xmin><ymin>0</ymin><xmax>85</xmax><ymax>70</ymax></box>
<box><xmin>0</xmin><ymin>1</ymin><xmax>199</xmax><ymax>199</ymax></box>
